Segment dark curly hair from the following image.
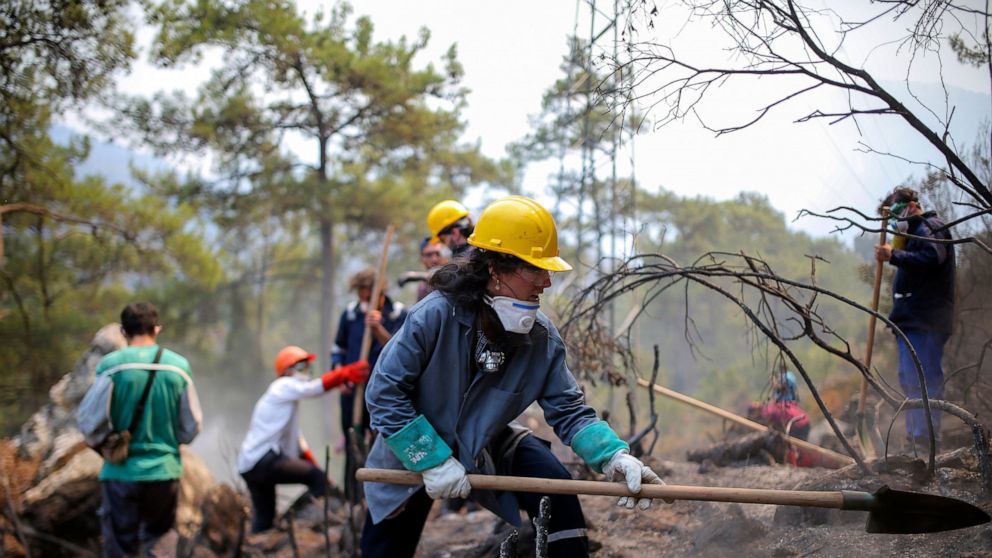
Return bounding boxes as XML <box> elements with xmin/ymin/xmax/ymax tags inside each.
<box><xmin>429</xmin><ymin>248</ymin><xmax>525</xmax><ymax>308</ymax></box>
<box><xmin>431</xmin><ymin>248</ymin><xmax>548</xmax><ymax>347</ymax></box>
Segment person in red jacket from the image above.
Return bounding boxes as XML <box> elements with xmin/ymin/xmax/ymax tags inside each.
<box><xmin>758</xmin><ymin>370</ymin><xmax>810</xmax><ymax>441</ymax></box>
<box><xmin>237</xmin><ymin>345</ymin><xmax>369</xmax><ymax>532</ymax></box>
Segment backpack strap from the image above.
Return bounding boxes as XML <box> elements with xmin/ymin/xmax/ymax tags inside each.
<box><xmin>128</xmin><ymin>346</ymin><xmax>164</xmax><ymax>433</ymax></box>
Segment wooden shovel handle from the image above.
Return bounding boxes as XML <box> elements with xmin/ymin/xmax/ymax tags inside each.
<box><xmin>353</xmin><ymin>225</ymin><xmax>395</xmax><ymax>428</ymax></box>
<box><xmin>356</xmin><ymin>468</ymin><xmax>846</xmax><ymax>509</ymax></box>
<box><xmin>635</xmin><ymin>378</ymin><xmax>854</xmax><ymax>466</ymax></box>
<box><xmin>859</xmin><ymin>209</ymin><xmax>888</xmax><ymax>412</ymax></box>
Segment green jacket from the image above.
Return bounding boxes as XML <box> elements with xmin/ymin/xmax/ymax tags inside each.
<box><xmin>88</xmin><ymin>345</ymin><xmax>202</xmax><ymax>481</ymax></box>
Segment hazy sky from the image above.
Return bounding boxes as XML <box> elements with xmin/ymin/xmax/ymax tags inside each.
<box><xmin>103</xmin><ymin>0</ymin><xmax>991</xmax><ymax>246</ymax></box>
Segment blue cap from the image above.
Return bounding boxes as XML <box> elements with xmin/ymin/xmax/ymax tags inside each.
<box><xmin>774</xmin><ymin>371</ymin><xmax>798</xmax><ymax>402</ymax></box>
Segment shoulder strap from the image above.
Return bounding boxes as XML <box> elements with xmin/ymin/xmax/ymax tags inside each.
<box><xmin>128</xmin><ymin>346</ymin><xmax>164</xmax><ymax>433</ymax></box>
<box><xmin>925</xmin><ymin>215</ymin><xmax>953</xmax><ymax>240</ymax></box>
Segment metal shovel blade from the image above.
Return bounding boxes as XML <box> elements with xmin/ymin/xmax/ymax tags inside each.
<box><xmin>849</xmin><ymin>485</ymin><xmax>991</xmax><ymax>534</ymax></box>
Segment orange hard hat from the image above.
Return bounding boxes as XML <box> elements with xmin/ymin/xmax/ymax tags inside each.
<box><xmin>274</xmin><ymin>345</ymin><xmax>316</xmax><ymax>376</ymax></box>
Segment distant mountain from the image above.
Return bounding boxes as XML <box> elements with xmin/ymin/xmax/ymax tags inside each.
<box><xmin>50</xmin><ymin>125</ymin><xmax>167</xmax><ymax>189</ymax></box>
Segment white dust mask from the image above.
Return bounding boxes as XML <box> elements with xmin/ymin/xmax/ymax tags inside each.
<box><xmin>484</xmin><ymin>295</ymin><xmax>540</xmax><ymax>334</ymax></box>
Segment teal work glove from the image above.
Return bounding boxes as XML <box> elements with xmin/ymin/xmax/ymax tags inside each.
<box><xmin>384</xmin><ymin>414</ymin><xmax>453</xmax><ymax>472</ymax></box>
<box><xmin>570</xmin><ymin>421</ymin><xmax>629</xmax><ymax>472</ymax></box>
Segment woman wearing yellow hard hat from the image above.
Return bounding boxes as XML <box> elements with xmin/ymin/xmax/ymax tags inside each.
<box><xmin>362</xmin><ymin>196</ymin><xmax>667</xmax><ymax>558</ymax></box>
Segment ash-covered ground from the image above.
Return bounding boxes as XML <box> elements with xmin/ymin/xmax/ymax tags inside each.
<box><xmin>414</xmin><ymin>453</ymin><xmax>992</xmax><ymax>558</ymax></box>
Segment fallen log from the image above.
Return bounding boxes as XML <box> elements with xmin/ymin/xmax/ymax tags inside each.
<box><xmin>687</xmin><ymin>430</ymin><xmax>785</xmax><ymax>468</ymax></box>
<box><xmin>636</xmin><ymin>378</ymin><xmax>854</xmax><ymax>468</ymax></box>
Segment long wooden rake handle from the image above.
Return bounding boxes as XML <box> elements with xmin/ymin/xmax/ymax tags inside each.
<box><xmin>635</xmin><ymin>378</ymin><xmax>854</xmax><ymax>466</ymax></box>
<box><xmin>356</xmin><ymin>468</ymin><xmax>849</xmax><ymax>509</ymax></box>
<box><xmin>352</xmin><ymin>225</ymin><xmax>395</xmax><ymax>428</ymax></box>
<box><xmin>859</xmin><ymin>208</ymin><xmax>889</xmax><ymax>413</ymax></box>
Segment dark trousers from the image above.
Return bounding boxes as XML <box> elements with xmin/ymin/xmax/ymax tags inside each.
<box><xmin>360</xmin><ymin>434</ymin><xmax>589</xmax><ymax>558</ymax></box>
<box><xmin>897</xmin><ymin>329</ymin><xmax>946</xmax><ymax>442</ymax></box>
<box><xmin>339</xmin><ymin>390</ymin><xmax>372</xmax><ymax>433</ymax></box>
<box><xmin>99</xmin><ymin>479</ymin><xmax>179</xmax><ymax>558</ymax></box>
<box><xmin>241</xmin><ymin>450</ymin><xmax>327</xmax><ymax>533</ymax></box>
<box><xmin>341</xmin><ymin>390</ymin><xmax>372</xmax><ymax>493</ymax></box>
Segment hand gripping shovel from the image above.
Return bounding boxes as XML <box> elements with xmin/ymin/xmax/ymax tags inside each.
<box><xmin>356</xmin><ymin>468</ymin><xmax>990</xmax><ymax>534</ymax></box>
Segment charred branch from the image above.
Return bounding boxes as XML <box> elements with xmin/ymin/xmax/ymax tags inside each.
<box><xmin>562</xmin><ymin>251</ymin><xmax>987</xmax><ymax>476</ymax></box>
<box><xmin>612</xmin><ymin>0</ymin><xmax>992</xmax><ymax>212</ymax></box>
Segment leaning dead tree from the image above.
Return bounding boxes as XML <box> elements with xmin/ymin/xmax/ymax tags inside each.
<box><xmin>561</xmin><ymin>251</ymin><xmax>990</xmax><ymax>478</ymax></box>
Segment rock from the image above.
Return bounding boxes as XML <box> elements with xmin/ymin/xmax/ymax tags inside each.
<box><xmin>18</xmin><ymin>443</ymin><xmax>215</xmax><ymax>553</ymax></box>
<box><xmin>187</xmin><ymin>484</ymin><xmax>249</xmax><ymax>556</ymax></box>
<box><xmin>1</xmin><ymin>323</ymin><xmax>216</xmax><ymax>557</ymax></box>
<box><xmin>938</xmin><ymin>446</ymin><xmax>980</xmax><ymax>472</ymax></box>
<box><xmin>23</xmin><ymin>448</ymin><xmax>103</xmax><ymax>509</ymax></box>
<box><xmin>177</xmin><ymin>447</ymin><xmax>216</xmax><ymax>538</ymax></box>
<box><xmin>691</xmin><ymin>503</ymin><xmax>767</xmax><ymax>554</ymax></box>
<box><xmin>21</xmin><ymin>449</ymin><xmax>103</xmax><ymax>545</ymax></box>
<box><xmin>15</xmin><ymin>324</ymin><xmax>125</xmax><ymax>462</ymax></box>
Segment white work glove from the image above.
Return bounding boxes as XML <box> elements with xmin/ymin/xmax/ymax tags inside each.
<box><xmin>421</xmin><ymin>456</ymin><xmax>472</xmax><ymax>500</ymax></box>
<box><xmin>603</xmin><ymin>450</ymin><xmax>669</xmax><ymax>510</ymax></box>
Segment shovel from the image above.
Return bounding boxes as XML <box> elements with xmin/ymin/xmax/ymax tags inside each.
<box><xmin>857</xmin><ymin>208</ymin><xmax>889</xmax><ymax>459</ymax></box>
<box><xmin>357</xmin><ymin>468</ymin><xmax>990</xmax><ymax>534</ymax></box>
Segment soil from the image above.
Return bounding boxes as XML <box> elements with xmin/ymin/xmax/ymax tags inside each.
<box><xmin>412</xmin><ymin>455</ymin><xmax>992</xmax><ymax>557</ymax></box>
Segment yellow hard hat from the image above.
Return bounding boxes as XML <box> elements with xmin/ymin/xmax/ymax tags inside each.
<box><xmin>468</xmin><ymin>196</ymin><xmax>572</xmax><ymax>272</ymax></box>
<box><xmin>427</xmin><ymin>200</ymin><xmax>470</xmax><ymax>242</ymax></box>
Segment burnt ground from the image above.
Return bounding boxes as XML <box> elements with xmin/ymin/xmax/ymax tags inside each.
<box><xmin>413</xmin><ymin>454</ymin><xmax>992</xmax><ymax>558</ymax></box>
<box><xmin>5</xmin><ymin>438</ymin><xmax>992</xmax><ymax>557</ymax></box>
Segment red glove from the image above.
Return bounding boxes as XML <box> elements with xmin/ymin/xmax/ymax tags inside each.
<box><xmin>301</xmin><ymin>449</ymin><xmax>319</xmax><ymax>467</ymax></box>
<box><xmin>321</xmin><ymin>360</ymin><xmax>370</xmax><ymax>390</ymax></box>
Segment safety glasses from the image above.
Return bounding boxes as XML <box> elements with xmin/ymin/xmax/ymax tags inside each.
<box><xmin>289</xmin><ymin>360</ymin><xmax>312</xmax><ymax>373</ymax></box>
<box><xmin>514</xmin><ymin>264</ymin><xmax>554</xmax><ymax>286</ymax></box>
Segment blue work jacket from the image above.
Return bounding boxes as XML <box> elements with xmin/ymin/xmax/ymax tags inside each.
<box><xmin>332</xmin><ymin>296</ymin><xmax>407</xmax><ymax>369</ymax></box>
<box><xmin>889</xmin><ymin>211</ymin><xmax>955</xmax><ymax>339</ymax></box>
<box><xmin>363</xmin><ymin>291</ymin><xmax>598</xmax><ymax>524</ymax></box>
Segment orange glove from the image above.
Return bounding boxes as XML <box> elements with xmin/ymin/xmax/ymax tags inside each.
<box><xmin>321</xmin><ymin>360</ymin><xmax>370</xmax><ymax>390</ymax></box>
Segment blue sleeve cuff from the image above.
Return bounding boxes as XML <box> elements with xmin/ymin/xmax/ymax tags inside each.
<box><xmin>570</xmin><ymin>420</ymin><xmax>629</xmax><ymax>473</ymax></box>
<box><xmin>890</xmin><ymin>250</ymin><xmax>904</xmax><ymax>266</ymax></box>
<box><xmin>384</xmin><ymin>414</ymin><xmax>453</xmax><ymax>472</ymax></box>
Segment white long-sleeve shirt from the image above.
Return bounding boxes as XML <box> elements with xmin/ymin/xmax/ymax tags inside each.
<box><xmin>237</xmin><ymin>373</ymin><xmax>327</xmax><ymax>473</ymax></box>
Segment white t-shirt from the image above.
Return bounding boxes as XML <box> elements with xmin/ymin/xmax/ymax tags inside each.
<box><xmin>237</xmin><ymin>373</ymin><xmax>327</xmax><ymax>473</ymax></box>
